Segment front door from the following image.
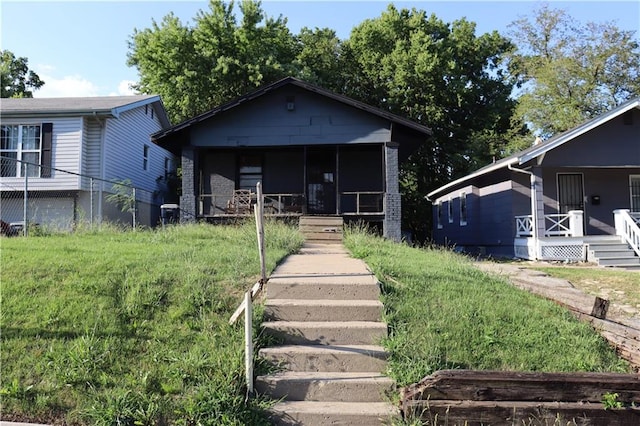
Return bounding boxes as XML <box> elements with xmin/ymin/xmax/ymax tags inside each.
<box><xmin>306</xmin><ymin>147</ymin><xmax>336</xmax><ymax>214</ymax></box>
<box><xmin>631</xmin><ymin>175</ymin><xmax>640</xmax><ymax>211</ymax></box>
<box><xmin>557</xmin><ymin>173</ymin><xmax>584</xmax><ymax>213</ymax></box>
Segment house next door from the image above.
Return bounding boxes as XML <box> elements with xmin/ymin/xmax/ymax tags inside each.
<box><xmin>307</xmin><ymin>147</ymin><xmax>336</xmax><ymax>214</ymax></box>
<box><xmin>558</xmin><ymin>173</ymin><xmax>584</xmax><ymax>213</ymax></box>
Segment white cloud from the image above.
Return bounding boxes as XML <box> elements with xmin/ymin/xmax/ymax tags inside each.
<box><xmin>111</xmin><ymin>80</ymin><xmax>138</xmax><ymax>96</ymax></box>
<box><xmin>34</xmin><ymin>74</ymin><xmax>101</xmax><ymax>98</ymax></box>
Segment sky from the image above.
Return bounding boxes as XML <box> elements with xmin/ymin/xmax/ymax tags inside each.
<box><xmin>1</xmin><ymin>0</ymin><xmax>639</xmax><ymax>98</ymax></box>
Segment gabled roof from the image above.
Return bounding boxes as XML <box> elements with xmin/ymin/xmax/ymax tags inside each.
<box><xmin>151</xmin><ymin>76</ymin><xmax>432</xmax><ymax>141</ymax></box>
<box><xmin>0</xmin><ymin>95</ymin><xmax>171</xmax><ymax>127</ymax></box>
<box><xmin>427</xmin><ymin>97</ymin><xmax>640</xmax><ymax>200</ymax></box>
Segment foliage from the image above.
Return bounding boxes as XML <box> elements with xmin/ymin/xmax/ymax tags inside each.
<box><xmin>344</xmin><ymin>227</ymin><xmax>630</xmax><ymax>386</ymax></box>
<box><xmin>0</xmin><ymin>50</ymin><xmax>44</xmax><ymax>98</ymax></box>
<box><xmin>0</xmin><ymin>222</ymin><xmax>304</xmax><ymax>425</ymax></box>
<box><xmin>128</xmin><ymin>0</ymin><xmax>296</xmax><ymax>123</ymax></box>
<box><xmin>105</xmin><ymin>178</ymin><xmax>136</xmax><ymax>215</ymax></box>
<box><xmin>339</xmin><ymin>5</ymin><xmax>519</xmax><ymax>239</ymax></box>
<box><xmin>507</xmin><ymin>4</ymin><xmax>640</xmax><ymax>143</ymax></box>
<box><xmin>602</xmin><ymin>392</ymin><xmax>624</xmax><ymax>410</ymax></box>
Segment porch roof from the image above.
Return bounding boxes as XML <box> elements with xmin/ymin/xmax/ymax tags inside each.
<box><xmin>427</xmin><ymin>97</ymin><xmax>640</xmax><ymax>200</ymax></box>
<box><xmin>151</xmin><ymin>76</ymin><xmax>432</xmax><ymax>154</ymax></box>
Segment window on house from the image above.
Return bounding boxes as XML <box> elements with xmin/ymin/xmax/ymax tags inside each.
<box><xmin>164</xmin><ymin>157</ymin><xmax>172</xmax><ymax>177</ymax></box>
<box><xmin>447</xmin><ymin>197</ymin><xmax>453</xmax><ymax>223</ymax></box>
<box><xmin>143</xmin><ymin>145</ymin><xmax>149</xmax><ymax>171</ymax></box>
<box><xmin>238</xmin><ymin>154</ymin><xmax>262</xmax><ymax>190</ymax></box>
<box><xmin>460</xmin><ymin>192</ymin><xmax>468</xmax><ymax>226</ymax></box>
<box><xmin>436</xmin><ymin>201</ymin><xmax>443</xmax><ymax>229</ymax></box>
<box><xmin>1</xmin><ymin>124</ymin><xmax>42</xmax><ymax>177</ymax></box>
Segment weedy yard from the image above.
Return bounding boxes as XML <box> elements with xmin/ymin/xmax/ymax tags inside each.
<box><xmin>1</xmin><ymin>223</ymin><xmax>632</xmax><ymax>425</ymax></box>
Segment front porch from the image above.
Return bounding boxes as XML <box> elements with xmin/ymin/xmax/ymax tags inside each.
<box><xmin>514</xmin><ymin>209</ymin><xmax>640</xmax><ymax>264</ymax></box>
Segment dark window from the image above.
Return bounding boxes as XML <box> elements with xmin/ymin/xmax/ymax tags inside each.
<box><xmin>238</xmin><ymin>154</ymin><xmax>262</xmax><ymax>190</ymax></box>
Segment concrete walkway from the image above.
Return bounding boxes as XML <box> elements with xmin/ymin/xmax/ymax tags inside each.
<box><xmin>257</xmin><ymin>242</ymin><xmax>399</xmax><ymax>425</ymax></box>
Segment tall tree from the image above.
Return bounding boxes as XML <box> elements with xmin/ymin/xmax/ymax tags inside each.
<box><xmin>508</xmin><ymin>4</ymin><xmax>640</xmax><ymax>141</ymax></box>
<box><xmin>341</xmin><ymin>5</ymin><xmax>517</xmax><ymax>239</ymax></box>
<box><xmin>1</xmin><ymin>50</ymin><xmax>44</xmax><ymax>98</ymax></box>
<box><xmin>128</xmin><ymin>0</ymin><xmax>296</xmax><ymax>123</ymax></box>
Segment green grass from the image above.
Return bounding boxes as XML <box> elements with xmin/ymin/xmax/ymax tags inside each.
<box><xmin>1</xmin><ymin>221</ymin><xmax>304</xmax><ymax>425</ymax></box>
<box><xmin>344</xmin><ymin>228</ymin><xmax>630</xmax><ymax>386</ymax></box>
<box><xmin>521</xmin><ymin>265</ymin><xmax>640</xmax><ymax>315</ymax></box>
<box><xmin>2</xmin><ymin>223</ymin><xmax>632</xmax><ymax>424</ymax></box>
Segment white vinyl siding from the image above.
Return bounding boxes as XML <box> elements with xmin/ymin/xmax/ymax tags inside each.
<box><xmin>0</xmin><ymin>117</ymin><xmax>81</xmax><ymax>190</ymax></box>
<box><xmin>102</xmin><ymin>106</ymin><xmax>172</xmax><ymax>204</ymax></box>
<box><xmin>83</xmin><ymin>117</ymin><xmax>104</xmax><ymax>184</ymax></box>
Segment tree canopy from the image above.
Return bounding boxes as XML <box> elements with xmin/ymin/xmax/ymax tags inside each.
<box><xmin>507</xmin><ymin>4</ymin><xmax>640</xmax><ymax>142</ymax></box>
<box><xmin>1</xmin><ymin>50</ymin><xmax>44</xmax><ymax>98</ymax></box>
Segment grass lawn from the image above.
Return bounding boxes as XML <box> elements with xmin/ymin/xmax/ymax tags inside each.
<box><xmin>1</xmin><ymin>223</ymin><xmax>632</xmax><ymax>425</ymax></box>
<box><xmin>1</xmin><ymin>222</ymin><xmax>304</xmax><ymax>425</ymax></box>
<box><xmin>518</xmin><ymin>265</ymin><xmax>640</xmax><ymax>316</ymax></box>
<box><xmin>343</xmin><ymin>229</ymin><xmax>631</xmax><ymax>386</ymax></box>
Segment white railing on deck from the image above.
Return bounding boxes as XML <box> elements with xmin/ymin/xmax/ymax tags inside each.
<box><xmin>614</xmin><ymin>210</ymin><xmax>640</xmax><ymax>258</ymax></box>
<box><xmin>515</xmin><ymin>211</ymin><xmax>583</xmax><ymax>237</ymax></box>
<box><xmin>515</xmin><ymin>215</ymin><xmax>533</xmax><ymax>237</ymax></box>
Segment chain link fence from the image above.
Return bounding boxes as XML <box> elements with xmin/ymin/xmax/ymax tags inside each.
<box><xmin>1</xmin><ymin>156</ymin><xmax>177</xmax><ymax>236</ymax></box>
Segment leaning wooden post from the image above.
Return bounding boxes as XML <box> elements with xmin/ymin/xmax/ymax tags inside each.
<box><xmin>255</xmin><ymin>182</ymin><xmax>267</xmax><ymax>284</ymax></box>
<box><xmin>244</xmin><ymin>290</ymin><xmax>254</xmax><ymax>396</ymax></box>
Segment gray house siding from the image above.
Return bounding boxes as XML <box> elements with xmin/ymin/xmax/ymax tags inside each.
<box><xmin>190</xmin><ymin>86</ymin><xmax>391</xmax><ymax>149</ymax></box>
<box><xmin>541</xmin><ymin>167</ymin><xmax>640</xmax><ymax>235</ymax></box>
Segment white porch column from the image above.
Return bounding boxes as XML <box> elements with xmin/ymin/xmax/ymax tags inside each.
<box><xmin>614</xmin><ymin>209</ymin><xmax>630</xmax><ymax>236</ymax></box>
<box><xmin>531</xmin><ymin>167</ymin><xmax>545</xmax><ymax>257</ymax></box>
<box><xmin>568</xmin><ymin>210</ymin><xmax>584</xmax><ymax>236</ymax></box>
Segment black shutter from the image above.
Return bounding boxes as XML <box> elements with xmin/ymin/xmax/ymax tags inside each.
<box><xmin>41</xmin><ymin>123</ymin><xmax>52</xmax><ymax>177</ymax></box>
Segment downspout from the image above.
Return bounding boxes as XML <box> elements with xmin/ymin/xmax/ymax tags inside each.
<box><xmin>508</xmin><ymin>163</ymin><xmax>539</xmax><ymax>257</ymax></box>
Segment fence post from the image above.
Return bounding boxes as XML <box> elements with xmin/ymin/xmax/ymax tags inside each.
<box><xmin>132</xmin><ymin>187</ymin><xmax>137</xmax><ymax>230</ymax></box>
<box><xmin>255</xmin><ymin>182</ymin><xmax>266</xmax><ymax>284</ymax></box>
<box><xmin>90</xmin><ymin>178</ymin><xmax>94</xmax><ymax>228</ymax></box>
<box><xmin>23</xmin><ymin>162</ymin><xmax>28</xmax><ymax>237</ymax></box>
<box><xmin>244</xmin><ymin>290</ymin><xmax>254</xmax><ymax>397</ymax></box>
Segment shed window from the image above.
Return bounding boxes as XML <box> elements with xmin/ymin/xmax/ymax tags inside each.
<box><xmin>239</xmin><ymin>154</ymin><xmax>262</xmax><ymax>190</ymax></box>
<box><xmin>143</xmin><ymin>145</ymin><xmax>149</xmax><ymax>171</ymax></box>
<box><xmin>447</xmin><ymin>197</ymin><xmax>453</xmax><ymax>223</ymax></box>
<box><xmin>436</xmin><ymin>201</ymin><xmax>443</xmax><ymax>229</ymax></box>
<box><xmin>1</xmin><ymin>124</ymin><xmax>42</xmax><ymax>177</ymax></box>
<box><xmin>460</xmin><ymin>192</ymin><xmax>467</xmax><ymax>226</ymax></box>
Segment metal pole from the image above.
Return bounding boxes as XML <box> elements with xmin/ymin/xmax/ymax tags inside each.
<box><xmin>132</xmin><ymin>187</ymin><xmax>137</xmax><ymax>230</ymax></box>
<box><xmin>23</xmin><ymin>163</ymin><xmax>28</xmax><ymax>237</ymax></box>
<box><xmin>244</xmin><ymin>290</ymin><xmax>254</xmax><ymax>396</ymax></box>
<box><xmin>90</xmin><ymin>178</ymin><xmax>94</xmax><ymax>227</ymax></box>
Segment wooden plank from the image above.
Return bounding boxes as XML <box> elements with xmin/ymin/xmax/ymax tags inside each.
<box><xmin>402</xmin><ymin>370</ymin><xmax>640</xmax><ymax>403</ymax></box>
<box><xmin>299</xmin><ymin>216</ymin><xmax>344</xmax><ymax>225</ymax></box>
<box><xmin>404</xmin><ymin>400</ymin><xmax>640</xmax><ymax>426</ymax></box>
<box><xmin>299</xmin><ymin>225</ymin><xmax>344</xmax><ymax>233</ymax></box>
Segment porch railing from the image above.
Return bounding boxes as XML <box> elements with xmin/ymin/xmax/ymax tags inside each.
<box><xmin>339</xmin><ymin>191</ymin><xmax>384</xmax><ymax>215</ymax></box>
<box><xmin>198</xmin><ymin>193</ymin><xmax>305</xmax><ymax>216</ymax></box>
<box><xmin>515</xmin><ymin>211</ymin><xmax>584</xmax><ymax>237</ymax></box>
<box><xmin>614</xmin><ymin>209</ymin><xmax>640</xmax><ymax>257</ymax></box>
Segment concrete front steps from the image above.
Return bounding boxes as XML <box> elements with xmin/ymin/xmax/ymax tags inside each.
<box><xmin>257</xmin><ymin>243</ymin><xmax>398</xmax><ymax>425</ymax></box>
<box><xmin>299</xmin><ymin>216</ymin><xmax>343</xmax><ymax>244</ymax></box>
<box><xmin>587</xmin><ymin>236</ymin><xmax>640</xmax><ymax>269</ymax></box>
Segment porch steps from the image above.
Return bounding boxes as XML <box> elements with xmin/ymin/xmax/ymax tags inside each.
<box><xmin>257</xmin><ymin>243</ymin><xmax>398</xmax><ymax>425</ymax></box>
<box><xmin>587</xmin><ymin>236</ymin><xmax>640</xmax><ymax>268</ymax></box>
<box><xmin>298</xmin><ymin>216</ymin><xmax>343</xmax><ymax>244</ymax></box>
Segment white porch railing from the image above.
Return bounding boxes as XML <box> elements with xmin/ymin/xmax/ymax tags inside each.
<box><xmin>515</xmin><ymin>211</ymin><xmax>584</xmax><ymax>237</ymax></box>
<box><xmin>614</xmin><ymin>209</ymin><xmax>640</xmax><ymax>258</ymax></box>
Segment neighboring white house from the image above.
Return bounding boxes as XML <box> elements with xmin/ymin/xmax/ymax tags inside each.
<box><xmin>0</xmin><ymin>95</ymin><xmax>175</xmax><ymax>230</ymax></box>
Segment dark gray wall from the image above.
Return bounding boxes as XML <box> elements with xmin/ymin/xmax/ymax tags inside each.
<box><xmin>190</xmin><ymin>86</ymin><xmax>391</xmax><ymax>148</ymax></box>
<box><xmin>541</xmin><ymin>167</ymin><xmax>640</xmax><ymax>234</ymax></box>
<box><xmin>542</xmin><ymin>109</ymin><xmax>640</xmax><ymax>167</ymax></box>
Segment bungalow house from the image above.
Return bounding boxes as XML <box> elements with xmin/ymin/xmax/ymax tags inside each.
<box><xmin>152</xmin><ymin>77</ymin><xmax>431</xmax><ymax>241</ymax></box>
<box><xmin>427</xmin><ymin>98</ymin><xmax>640</xmax><ymax>267</ymax></box>
<box><xmin>0</xmin><ymin>95</ymin><xmax>175</xmax><ymax>230</ymax></box>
